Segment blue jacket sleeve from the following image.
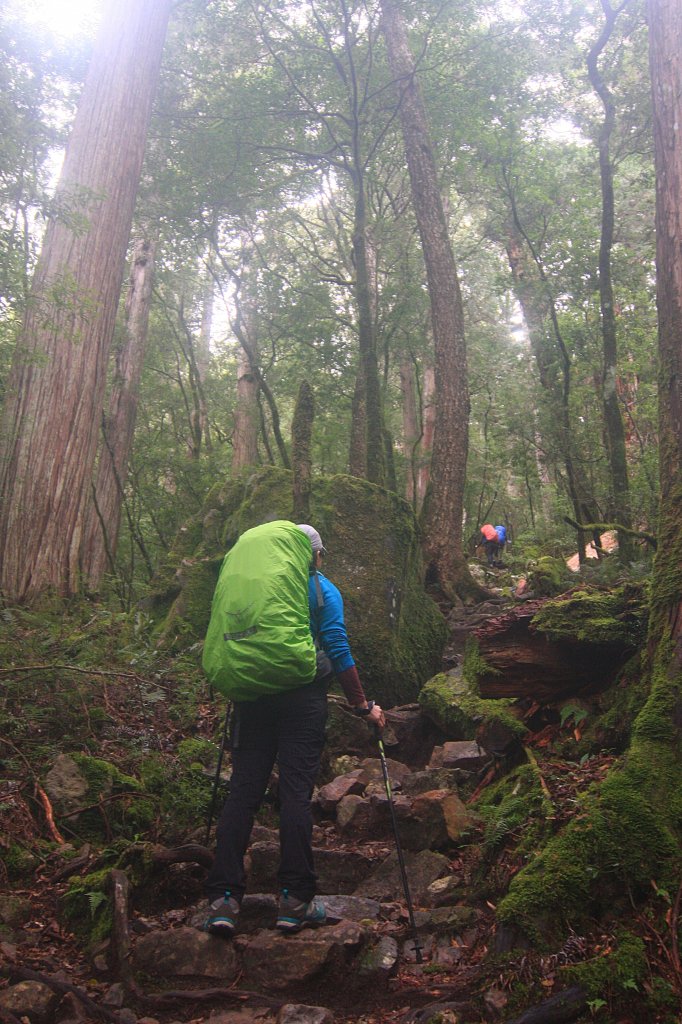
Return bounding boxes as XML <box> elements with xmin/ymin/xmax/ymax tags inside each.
<box><xmin>308</xmin><ymin>572</ymin><xmax>355</xmax><ymax>674</ymax></box>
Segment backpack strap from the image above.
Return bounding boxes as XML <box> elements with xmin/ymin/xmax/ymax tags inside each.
<box><xmin>311</xmin><ymin>571</ymin><xmax>332</xmax><ymax>680</ymax></box>
<box><xmin>312</xmin><ymin>570</ymin><xmax>325</xmax><ymax>611</ymax></box>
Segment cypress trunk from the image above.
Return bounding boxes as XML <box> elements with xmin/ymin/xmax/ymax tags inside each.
<box><xmin>0</xmin><ymin>0</ymin><xmax>171</xmax><ymax>602</ymax></box>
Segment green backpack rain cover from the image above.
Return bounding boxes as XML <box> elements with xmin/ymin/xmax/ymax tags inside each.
<box><xmin>202</xmin><ymin>520</ymin><xmax>316</xmax><ymax>701</ymax></box>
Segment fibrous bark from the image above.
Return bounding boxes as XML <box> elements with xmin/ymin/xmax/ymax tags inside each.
<box><xmin>380</xmin><ymin>0</ymin><xmax>474</xmax><ymax>598</ymax></box>
<box><xmin>292</xmin><ymin>380</ymin><xmax>315</xmax><ymax>521</ymax></box>
<box><xmin>81</xmin><ymin>235</ymin><xmax>156</xmax><ymax>590</ymax></box>
<box><xmin>586</xmin><ymin>2</ymin><xmax>633</xmax><ymax>559</ymax></box>
<box><xmin>0</xmin><ymin>0</ymin><xmax>172</xmax><ymax>602</ymax></box>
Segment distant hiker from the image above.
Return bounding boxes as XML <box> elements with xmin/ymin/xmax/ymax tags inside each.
<box><xmin>201</xmin><ymin>520</ymin><xmax>385</xmax><ymax>938</ymax></box>
<box><xmin>494</xmin><ymin>524</ymin><xmax>507</xmax><ymax>562</ymax></box>
<box><xmin>480</xmin><ymin>523</ymin><xmax>500</xmax><ymax>567</ymax></box>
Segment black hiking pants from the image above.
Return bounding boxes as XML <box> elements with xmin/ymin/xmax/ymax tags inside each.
<box><xmin>205</xmin><ymin>679</ymin><xmax>328</xmax><ymax>904</ymax></box>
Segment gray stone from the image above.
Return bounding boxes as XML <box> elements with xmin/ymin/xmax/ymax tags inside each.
<box><xmin>401</xmin><ymin>769</ymin><xmax>467</xmax><ymax>796</ymax></box>
<box><xmin>356</xmin><ymin>756</ymin><xmax>410</xmax><ymax>788</ymax></box>
<box><xmin>314</xmin><ymin>770</ymin><xmax>364</xmax><ymax>813</ymax></box>
<box><xmin>399</xmin><ymin>789</ymin><xmax>476</xmax><ymax>850</ymax></box>
<box><xmin>43</xmin><ymin>754</ymin><xmax>88</xmax><ymax>813</ymax></box>
<box><xmin>0</xmin><ymin>980</ymin><xmax>60</xmax><ymax>1024</ymax></box>
<box><xmin>336</xmin><ymin>794</ymin><xmax>385</xmax><ymax>837</ymax></box>
<box><xmin>277</xmin><ymin>1005</ymin><xmax>334</xmax><ymax>1024</ymax></box>
<box><xmin>239</xmin><ymin>921</ymin><xmax>363</xmax><ymax>990</ymax></box>
<box><xmin>207</xmin><ymin>1012</ymin><xmax>274</xmax><ymax>1024</ymax></box>
<box><xmin>0</xmin><ymin>894</ymin><xmax>32</xmax><ymax>929</ymax></box>
<box><xmin>321</xmin><ymin>894</ymin><xmax>381</xmax><ymax>923</ymax></box>
<box><xmin>428</xmin><ymin>741</ymin><xmax>489</xmax><ymax>772</ymax></box>
<box><xmin>354</xmin><ymin>848</ymin><xmax>449</xmax><ymax>903</ymax></box>
<box><xmin>357</xmin><ymin>934</ymin><xmax>399</xmax><ymax>977</ymax></box>
<box><xmin>132</xmin><ymin>926</ymin><xmax>239</xmax><ymax>983</ymax></box>
<box><xmin>425</xmin><ymin>875</ymin><xmax>462</xmax><ymax>907</ymax></box>
<box><xmin>102</xmin><ymin>982</ymin><xmax>126</xmax><ymax>1007</ymax></box>
<box><xmin>247</xmin><ymin>842</ymin><xmax>372</xmax><ymax>895</ymax></box>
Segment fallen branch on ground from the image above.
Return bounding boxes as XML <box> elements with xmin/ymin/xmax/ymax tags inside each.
<box><xmin>35</xmin><ymin>784</ymin><xmax>65</xmax><ymax>844</ymax></box>
<box><xmin>0</xmin><ymin>664</ymin><xmax>173</xmax><ymax>688</ymax></box>
<box><xmin>5</xmin><ymin>966</ymin><xmax>122</xmax><ymax>1024</ymax></box>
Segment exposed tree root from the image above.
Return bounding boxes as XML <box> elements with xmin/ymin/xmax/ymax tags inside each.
<box><xmin>4</xmin><ymin>967</ymin><xmax>122</xmax><ymax>1023</ymax></box>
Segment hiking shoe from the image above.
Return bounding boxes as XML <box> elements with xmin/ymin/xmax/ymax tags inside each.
<box><xmin>204</xmin><ymin>892</ymin><xmax>240</xmax><ymax>937</ymax></box>
<box><xmin>276</xmin><ymin>889</ymin><xmax>327</xmax><ymax>932</ymax></box>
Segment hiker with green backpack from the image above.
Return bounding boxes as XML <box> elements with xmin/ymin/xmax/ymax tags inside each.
<box><xmin>201</xmin><ymin>520</ymin><xmax>385</xmax><ymax>937</ymax></box>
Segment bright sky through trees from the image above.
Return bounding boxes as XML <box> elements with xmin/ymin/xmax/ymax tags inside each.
<box><xmin>9</xmin><ymin>0</ymin><xmax>102</xmax><ymax>40</ymax></box>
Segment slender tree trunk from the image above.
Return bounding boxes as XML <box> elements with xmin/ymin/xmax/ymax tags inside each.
<box><xmin>348</xmin><ymin>373</ymin><xmax>368</xmax><ymax>479</ymax></box>
<box><xmin>647</xmin><ymin>0</ymin><xmax>682</xmax><ymax>679</ymax></box>
<box><xmin>292</xmin><ymin>380</ymin><xmax>315</xmax><ymax>522</ymax></box>
<box><xmin>417</xmin><ymin>364</ymin><xmax>436</xmax><ymax>510</ymax></box>
<box><xmin>587</xmin><ymin>1</ymin><xmax>633</xmax><ymax>559</ymax></box>
<box><xmin>380</xmin><ymin>0</ymin><xmax>475</xmax><ymax>598</ymax></box>
<box><xmin>351</xmin><ymin>171</ymin><xmax>385</xmax><ymax>486</ymax></box>
<box><xmin>81</xmin><ymin>235</ymin><xmax>156</xmax><ymax>590</ymax></box>
<box><xmin>195</xmin><ymin>266</ymin><xmax>213</xmax><ymax>453</ymax></box>
<box><xmin>399</xmin><ymin>357</ymin><xmax>419</xmax><ymax>505</ymax></box>
<box><xmin>231</xmin><ymin>319</ymin><xmax>260</xmax><ymax>473</ymax></box>
<box><xmin>0</xmin><ymin>0</ymin><xmax>171</xmax><ymax>603</ymax></box>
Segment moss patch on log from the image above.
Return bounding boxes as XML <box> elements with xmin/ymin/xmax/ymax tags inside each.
<box><xmin>531</xmin><ymin>584</ymin><xmax>648</xmax><ymax>648</ymax></box>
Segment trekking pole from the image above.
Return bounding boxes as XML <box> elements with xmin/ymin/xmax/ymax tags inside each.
<box><xmin>205</xmin><ymin>704</ymin><xmax>231</xmax><ymax>845</ymax></box>
<box><xmin>375</xmin><ymin>728</ymin><xmax>424</xmax><ymax>963</ymax></box>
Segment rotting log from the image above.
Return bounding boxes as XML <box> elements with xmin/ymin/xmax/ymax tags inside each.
<box><xmin>471</xmin><ymin>601</ymin><xmax>636</xmax><ymax>703</ymax></box>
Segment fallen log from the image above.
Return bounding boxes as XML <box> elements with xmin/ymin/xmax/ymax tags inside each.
<box><xmin>471</xmin><ymin>601</ymin><xmax>636</xmax><ymax>703</ymax></box>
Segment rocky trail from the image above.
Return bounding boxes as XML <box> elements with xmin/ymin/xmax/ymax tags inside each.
<box><xmin>0</xmin><ymin>571</ymin><xmax>657</xmax><ymax>1024</ymax></box>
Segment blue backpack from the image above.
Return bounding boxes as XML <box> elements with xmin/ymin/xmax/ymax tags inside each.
<box><xmin>494</xmin><ymin>525</ymin><xmax>507</xmax><ymax>544</ymax></box>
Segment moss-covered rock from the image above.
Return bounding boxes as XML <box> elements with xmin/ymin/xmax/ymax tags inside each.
<box><xmin>419</xmin><ymin>667</ymin><xmax>527</xmax><ymax>745</ymax></box>
<box><xmin>531</xmin><ymin>584</ymin><xmax>648</xmax><ymax>649</ymax></box>
<box><xmin>527</xmin><ymin>556</ymin><xmax>572</xmax><ymax>597</ymax></box>
<box><xmin>44</xmin><ymin>754</ymin><xmax>151</xmax><ymax>841</ymax></box>
<box><xmin>143</xmin><ymin>466</ymin><xmax>447</xmax><ymax>707</ymax></box>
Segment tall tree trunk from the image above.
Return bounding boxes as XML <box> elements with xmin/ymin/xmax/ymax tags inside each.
<box><xmin>292</xmin><ymin>380</ymin><xmax>315</xmax><ymax>522</ymax></box>
<box><xmin>587</xmin><ymin>1</ymin><xmax>633</xmax><ymax>560</ymax></box>
<box><xmin>647</xmin><ymin>0</ymin><xmax>682</xmax><ymax>680</ymax></box>
<box><xmin>80</xmin><ymin>234</ymin><xmax>156</xmax><ymax>591</ymax></box>
<box><xmin>380</xmin><ymin>0</ymin><xmax>475</xmax><ymax>599</ymax></box>
<box><xmin>0</xmin><ymin>0</ymin><xmax>171</xmax><ymax>603</ymax></box>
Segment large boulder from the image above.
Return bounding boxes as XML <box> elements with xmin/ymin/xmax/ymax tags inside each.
<box><xmin>141</xmin><ymin>466</ymin><xmax>447</xmax><ymax>707</ymax></box>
